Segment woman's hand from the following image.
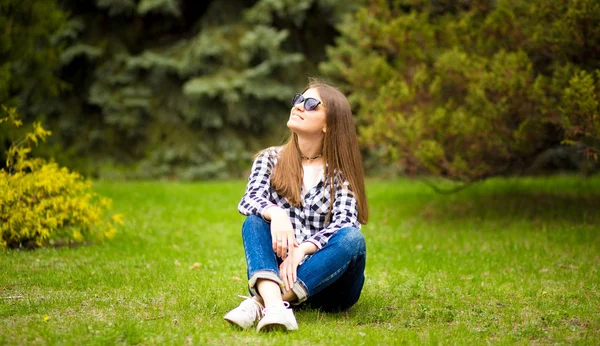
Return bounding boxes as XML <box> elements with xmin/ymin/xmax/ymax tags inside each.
<box><xmin>265</xmin><ymin>207</ymin><xmax>297</xmax><ymax>260</ymax></box>
<box><xmin>279</xmin><ymin>247</ymin><xmax>306</xmax><ymax>291</ymax></box>
<box><xmin>264</xmin><ymin>207</ymin><xmax>318</xmax><ymax>291</ymax></box>
<box><xmin>279</xmin><ymin>242</ymin><xmax>318</xmax><ymax>292</ymax></box>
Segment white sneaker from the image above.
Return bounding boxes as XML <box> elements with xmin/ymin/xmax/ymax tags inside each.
<box><xmin>256</xmin><ymin>302</ymin><xmax>298</xmax><ymax>332</ymax></box>
<box><xmin>224</xmin><ymin>296</ymin><xmax>264</xmax><ymax>329</ymax></box>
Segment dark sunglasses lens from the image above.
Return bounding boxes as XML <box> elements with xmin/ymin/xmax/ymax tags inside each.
<box><xmin>292</xmin><ymin>94</ymin><xmax>303</xmax><ymax>106</ymax></box>
<box><xmin>304</xmin><ymin>98</ymin><xmax>319</xmax><ymax>111</ymax></box>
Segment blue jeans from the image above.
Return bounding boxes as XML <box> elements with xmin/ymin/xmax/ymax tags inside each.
<box><xmin>242</xmin><ymin>215</ymin><xmax>366</xmax><ymax>312</ymax></box>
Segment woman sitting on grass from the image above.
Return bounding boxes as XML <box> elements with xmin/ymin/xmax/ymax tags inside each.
<box><xmin>224</xmin><ymin>79</ymin><xmax>369</xmax><ymax>332</ymax></box>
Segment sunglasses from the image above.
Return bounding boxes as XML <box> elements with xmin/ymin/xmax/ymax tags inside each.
<box><xmin>291</xmin><ymin>93</ymin><xmax>326</xmax><ymax>111</ymax></box>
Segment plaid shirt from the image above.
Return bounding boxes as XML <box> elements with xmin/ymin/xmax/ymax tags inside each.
<box><xmin>238</xmin><ymin>146</ymin><xmax>361</xmax><ymax>249</ymax></box>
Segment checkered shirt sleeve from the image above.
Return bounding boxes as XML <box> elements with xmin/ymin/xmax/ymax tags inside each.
<box><xmin>237</xmin><ymin>148</ymin><xmax>277</xmax><ymax>219</ymax></box>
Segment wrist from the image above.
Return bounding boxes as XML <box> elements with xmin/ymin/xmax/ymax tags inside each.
<box><xmin>298</xmin><ymin>242</ymin><xmax>317</xmax><ymax>256</ymax></box>
<box><xmin>296</xmin><ymin>245</ymin><xmax>307</xmax><ymax>256</ymax></box>
<box><xmin>265</xmin><ymin>206</ymin><xmax>287</xmax><ymax>221</ymax></box>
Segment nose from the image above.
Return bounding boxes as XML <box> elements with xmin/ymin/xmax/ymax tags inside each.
<box><xmin>293</xmin><ymin>101</ymin><xmax>305</xmax><ymax>111</ymax></box>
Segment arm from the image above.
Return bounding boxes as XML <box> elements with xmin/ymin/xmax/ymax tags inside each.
<box><xmin>237</xmin><ymin>149</ymin><xmax>278</xmax><ymax>219</ymax></box>
<box><xmin>238</xmin><ymin>148</ymin><xmax>296</xmax><ymax>255</ymax></box>
<box><xmin>265</xmin><ymin>206</ymin><xmax>297</xmax><ymax>260</ymax></box>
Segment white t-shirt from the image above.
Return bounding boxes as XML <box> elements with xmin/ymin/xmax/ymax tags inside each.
<box><xmin>302</xmin><ymin>164</ymin><xmax>324</xmax><ymax>195</ymax></box>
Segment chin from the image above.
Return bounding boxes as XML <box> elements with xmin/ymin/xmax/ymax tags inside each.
<box><xmin>287</xmin><ymin>120</ymin><xmax>299</xmax><ymax>131</ymax></box>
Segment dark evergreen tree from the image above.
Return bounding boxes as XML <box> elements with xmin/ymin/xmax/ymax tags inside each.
<box><xmin>2</xmin><ymin>0</ymin><xmax>359</xmax><ymax>178</ymax></box>
<box><xmin>0</xmin><ymin>0</ymin><xmax>67</xmax><ymax>164</ymax></box>
<box><xmin>43</xmin><ymin>0</ymin><xmax>358</xmax><ymax>178</ymax></box>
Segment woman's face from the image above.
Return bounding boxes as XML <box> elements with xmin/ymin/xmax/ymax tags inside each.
<box><xmin>287</xmin><ymin>88</ymin><xmax>327</xmax><ymax>137</ymax></box>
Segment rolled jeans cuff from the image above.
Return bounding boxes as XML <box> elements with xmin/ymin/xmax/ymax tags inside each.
<box><xmin>248</xmin><ymin>270</ymin><xmax>284</xmax><ymax>297</ymax></box>
<box><xmin>292</xmin><ymin>279</ymin><xmax>309</xmax><ymax>304</ymax></box>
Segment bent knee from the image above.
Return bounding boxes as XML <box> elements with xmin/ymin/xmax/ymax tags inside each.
<box><xmin>243</xmin><ymin>214</ymin><xmax>263</xmax><ymax>224</ymax></box>
<box><xmin>242</xmin><ymin>214</ymin><xmax>268</xmax><ymax>234</ymax></box>
<box><xmin>337</xmin><ymin>227</ymin><xmax>366</xmax><ymax>253</ymax></box>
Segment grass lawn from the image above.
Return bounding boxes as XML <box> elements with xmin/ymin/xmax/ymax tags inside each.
<box><xmin>1</xmin><ymin>175</ymin><xmax>599</xmax><ymax>345</ymax></box>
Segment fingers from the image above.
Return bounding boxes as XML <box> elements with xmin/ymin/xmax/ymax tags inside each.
<box><xmin>272</xmin><ymin>236</ymin><xmax>285</xmax><ymax>257</ymax></box>
<box><xmin>271</xmin><ymin>234</ymin><xmax>284</xmax><ymax>253</ymax></box>
<box><xmin>279</xmin><ymin>262</ymin><xmax>288</xmax><ymax>291</ymax></box>
<box><xmin>272</xmin><ymin>232</ymin><xmax>296</xmax><ymax>259</ymax></box>
<box><xmin>276</xmin><ymin>237</ymin><xmax>288</xmax><ymax>259</ymax></box>
<box><xmin>279</xmin><ymin>259</ymin><xmax>296</xmax><ymax>292</ymax></box>
<box><xmin>286</xmin><ymin>264</ymin><xmax>294</xmax><ymax>291</ymax></box>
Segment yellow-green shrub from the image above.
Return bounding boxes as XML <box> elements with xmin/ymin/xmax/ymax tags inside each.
<box><xmin>1</xmin><ymin>107</ymin><xmax>123</xmax><ymax>249</ymax></box>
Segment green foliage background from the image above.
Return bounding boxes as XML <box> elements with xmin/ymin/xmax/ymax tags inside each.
<box><xmin>1</xmin><ymin>0</ymin><xmax>599</xmax><ymax>180</ymax></box>
<box><xmin>322</xmin><ymin>0</ymin><xmax>600</xmax><ymax>181</ymax></box>
<box><xmin>2</xmin><ymin>0</ymin><xmax>358</xmax><ymax>179</ymax></box>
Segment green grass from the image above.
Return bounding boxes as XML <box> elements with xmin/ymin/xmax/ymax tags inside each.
<box><xmin>1</xmin><ymin>176</ymin><xmax>599</xmax><ymax>345</ymax></box>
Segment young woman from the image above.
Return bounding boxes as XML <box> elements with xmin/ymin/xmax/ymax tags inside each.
<box><xmin>224</xmin><ymin>80</ymin><xmax>369</xmax><ymax>332</ymax></box>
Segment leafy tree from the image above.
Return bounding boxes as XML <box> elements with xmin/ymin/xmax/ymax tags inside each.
<box><xmin>322</xmin><ymin>0</ymin><xmax>600</xmax><ymax>181</ymax></box>
<box><xmin>39</xmin><ymin>0</ymin><xmax>358</xmax><ymax>179</ymax></box>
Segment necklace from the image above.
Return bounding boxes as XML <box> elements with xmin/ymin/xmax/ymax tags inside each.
<box><xmin>300</xmin><ymin>152</ymin><xmax>322</xmax><ymax>160</ymax></box>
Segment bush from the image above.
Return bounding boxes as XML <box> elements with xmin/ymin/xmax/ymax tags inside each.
<box><xmin>0</xmin><ymin>107</ymin><xmax>122</xmax><ymax>249</ymax></box>
<box><xmin>322</xmin><ymin>0</ymin><xmax>600</xmax><ymax>181</ymax></box>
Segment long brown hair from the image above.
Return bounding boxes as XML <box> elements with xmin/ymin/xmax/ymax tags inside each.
<box><xmin>270</xmin><ymin>80</ymin><xmax>368</xmax><ymax>225</ymax></box>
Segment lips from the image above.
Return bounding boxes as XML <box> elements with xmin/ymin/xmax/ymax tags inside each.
<box><xmin>291</xmin><ymin>113</ymin><xmax>304</xmax><ymax>120</ymax></box>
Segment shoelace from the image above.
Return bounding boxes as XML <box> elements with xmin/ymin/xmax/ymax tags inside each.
<box><xmin>261</xmin><ymin>301</ymin><xmax>290</xmax><ymax>315</ymax></box>
<box><xmin>237</xmin><ymin>295</ymin><xmax>263</xmax><ymax>320</ymax></box>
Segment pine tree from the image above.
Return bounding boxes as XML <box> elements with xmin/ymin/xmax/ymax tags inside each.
<box><xmin>9</xmin><ymin>0</ymin><xmax>358</xmax><ymax>179</ymax></box>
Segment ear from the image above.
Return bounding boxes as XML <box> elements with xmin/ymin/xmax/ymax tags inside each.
<box><xmin>322</xmin><ymin>125</ymin><xmax>327</xmax><ymax>133</ymax></box>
